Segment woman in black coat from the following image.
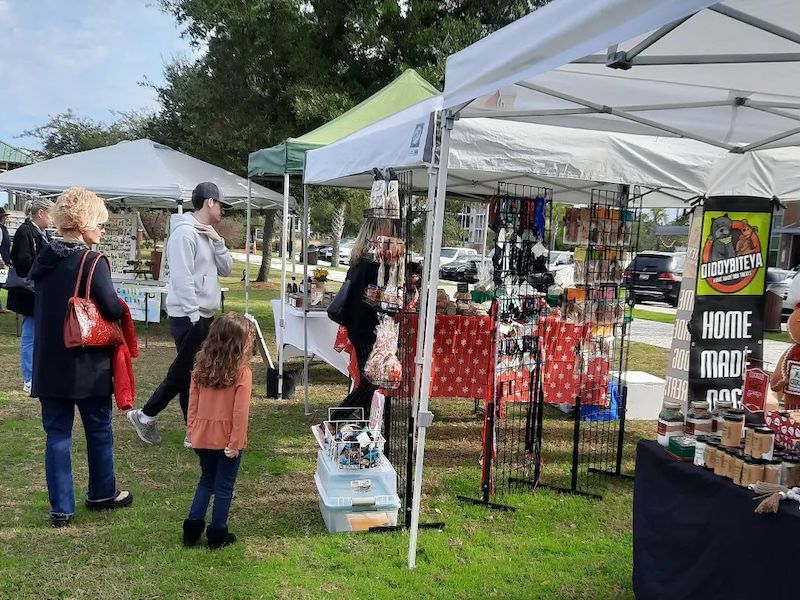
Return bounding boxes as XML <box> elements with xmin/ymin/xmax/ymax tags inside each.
<box><xmin>336</xmin><ymin>219</ymin><xmax>392</xmax><ymax>416</ymax></box>
<box><xmin>8</xmin><ymin>199</ymin><xmax>54</xmax><ymax>392</ymax></box>
<box><xmin>29</xmin><ymin>188</ymin><xmax>132</xmax><ymax>527</ymax></box>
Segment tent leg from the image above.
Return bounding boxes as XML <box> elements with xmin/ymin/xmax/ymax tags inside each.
<box><xmin>408</xmin><ymin>111</ymin><xmax>453</xmax><ymax>569</ymax></box>
<box><xmin>481</xmin><ymin>203</ymin><xmax>490</xmax><ymax>259</ymax></box>
<box><xmin>411</xmin><ymin>167</ymin><xmax>438</xmax><ymax>424</ymax></box>
<box><xmin>279</xmin><ymin>173</ymin><xmax>290</xmax><ymax>400</ymax></box>
<box><xmin>245</xmin><ymin>179</ymin><xmax>252</xmax><ymax>314</ymax></box>
<box><xmin>302</xmin><ymin>184</ymin><xmax>311</xmax><ymax>416</ymax></box>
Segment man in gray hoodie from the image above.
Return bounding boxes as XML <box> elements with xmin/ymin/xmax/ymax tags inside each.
<box><xmin>127</xmin><ymin>182</ymin><xmax>233</xmax><ymax>445</ymax></box>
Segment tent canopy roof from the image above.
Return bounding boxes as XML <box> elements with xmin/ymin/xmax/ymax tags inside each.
<box><xmin>303</xmin><ymin>94</ymin><xmax>736</xmax><ymax>207</ymax></box>
<box><xmin>248</xmin><ymin>69</ymin><xmax>439</xmax><ymax>177</ymax></box>
<box><xmin>444</xmin><ymin>0</ymin><xmax>800</xmax><ymax>153</ymax></box>
<box><xmin>0</xmin><ymin>139</ymin><xmax>290</xmax><ymax>210</ymax></box>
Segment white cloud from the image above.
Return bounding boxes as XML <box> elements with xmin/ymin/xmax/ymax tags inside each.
<box><xmin>0</xmin><ymin>1</ymin><xmax>196</xmax><ymax>147</ymax></box>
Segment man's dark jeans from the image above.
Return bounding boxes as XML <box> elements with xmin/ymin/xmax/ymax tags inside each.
<box><xmin>142</xmin><ymin>316</ymin><xmax>213</xmax><ymax>420</ymax></box>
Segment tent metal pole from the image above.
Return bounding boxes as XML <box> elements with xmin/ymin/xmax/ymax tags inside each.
<box><xmin>737</xmin><ymin>125</ymin><xmax>800</xmax><ymax>153</ymax></box>
<box><xmin>709</xmin><ymin>4</ymin><xmax>800</xmax><ymax>46</ymax></box>
<box><xmin>177</xmin><ymin>199</ymin><xmax>183</xmax><ymax>215</ymax></box>
<box><xmin>408</xmin><ymin>110</ymin><xmax>453</xmax><ymax>569</ymax></box>
<box><xmin>291</xmin><ymin>215</ymin><xmax>297</xmax><ymax>276</ymax></box>
<box><xmin>279</xmin><ymin>173</ymin><xmax>289</xmax><ymax>400</ymax></box>
<box><xmin>302</xmin><ymin>184</ymin><xmax>311</xmax><ymax>415</ymax></box>
<box><xmin>411</xmin><ymin>164</ymin><xmax>439</xmax><ymax>423</ymax></box>
<box><xmin>481</xmin><ymin>202</ymin><xmax>490</xmax><ymax>259</ymax></box>
<box><xmin>245</xmin><ymin>179</ymin><xmax>251</xmax><ymax>314</ymax></box>
<box><xmin>515</xmin><ymin>81</ymin><xmax>735</xmax><ymax>151</ymax></box>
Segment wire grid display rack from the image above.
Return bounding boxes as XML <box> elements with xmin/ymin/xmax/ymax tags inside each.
<box><xmin>459</xmin><ymin>182</ymin><xmax>554</xmax><ymax>508</ymax></box>
<box><xmin>568</xmin><ymin>188</ymin><xmax>642</xmax><ymax>498</ymax></box>
<box><xmin>363</xmin><ymin>169</ymin><xmax>428</xmax><ymax>529</ymax></box>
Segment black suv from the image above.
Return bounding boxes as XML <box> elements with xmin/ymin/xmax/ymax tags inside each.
<box><xmin>625</xmin><ymin>251</ymin><xmax>685</xmax><ymax>306</ymax></box>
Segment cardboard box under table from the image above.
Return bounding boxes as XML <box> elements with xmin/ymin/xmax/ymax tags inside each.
<box><xmin>314</xmin><ymin>450</ymin><xmax>400</xmax><ymax>533</ymax></box>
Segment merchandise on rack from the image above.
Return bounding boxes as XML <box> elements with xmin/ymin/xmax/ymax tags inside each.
<box><xmin>96</xmin><ymin>213</ymin><xmax>138</xmax><ymax>276</ymax></box>
<box><xmin>557</xmin><ymin>189</ymin><xmax>640</xmax><ymax>496</ymax></box>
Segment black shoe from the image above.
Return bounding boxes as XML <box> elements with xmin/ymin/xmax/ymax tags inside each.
<box><xmin>86</xmin><ymin>490</ymin><xmax>133</xmax><ymax>512</ymax></box>
<box><xmin>206</xmin><ymin>525</ymin><xmax>237</xmax><ymax>549</ymax></box>
<box><xmin>183</xmin><ymin>519</ymin><xmax>205</xmax><ymax>547</ymax></box>
<box><xmin>50</xmin><ymin>514</ymin><xmax>71</xmax><ymax>528</ymax></box>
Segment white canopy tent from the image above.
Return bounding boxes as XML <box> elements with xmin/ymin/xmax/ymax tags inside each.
<box><xmin>413</xmin><ymin>0</ymin><xmax>800</xmax><ymax>571</ymax></box>
<box><xmin>444</xmin><ymin>0</ymin><xmax>800</xmax><ymax>154</ymax></box>
<box><xmin>0</xmin><ymin>139</ymin><xmax>285</xmax><ymax>210</ymax></box>
<box><xmin>308</xmin><ymin>0</ymin><xmax>800</xmax><ymax>569</ymax></box>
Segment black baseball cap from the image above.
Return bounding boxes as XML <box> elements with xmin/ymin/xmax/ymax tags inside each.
<box><xmin>191</xmin><ymin>182</ymin><xmax>232</xmax><ymax>208</ymax></box>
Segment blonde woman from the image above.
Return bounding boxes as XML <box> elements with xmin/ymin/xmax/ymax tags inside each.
<box><xmin>8</xmin><ymin>197</ymin><xmax>54</xmax><ymax>393</ymax></box>
<box><xmin>29</xmin><ymin>187</ymin><xmax>132</xmax><ymax>527</ymax></box>
<box><xmin>334</xmin><ymin>218</ymin><xmax>392</xmax><ymax>415</ymax></box>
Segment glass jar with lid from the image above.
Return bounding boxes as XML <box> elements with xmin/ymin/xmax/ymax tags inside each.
<box><xmin>657</xmin><ymin>401</ymin><xmax>685</xmax><ymax>447</ymax></box>
<box><xmin>711</xmin><ymin>400</ymin><xmax>733</xmax><ymax>433</ymax></box>
<box><xmin>685</xmin><ymin>401</ymin><xmax>712</xmax><ymax>438</ymax></box>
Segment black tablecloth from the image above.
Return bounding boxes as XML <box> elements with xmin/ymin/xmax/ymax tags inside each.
<box><xmin>633</xmin><ymin>440</ymin><xmax>799</xmax><ymax>600</ymax></box>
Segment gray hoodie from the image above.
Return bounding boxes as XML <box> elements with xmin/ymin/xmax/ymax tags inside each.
<box><xmin>165</xmin><ymin>213</ymin><xmax>233</xmax><ymax>322</ymax></box>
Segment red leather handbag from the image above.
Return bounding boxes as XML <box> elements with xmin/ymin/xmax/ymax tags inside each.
<box><xmin>64</xmin><ymin>250</ymin><xmax>124</xmax><ymax>349</ymax></box>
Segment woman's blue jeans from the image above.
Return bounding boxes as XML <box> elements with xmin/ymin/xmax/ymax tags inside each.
<box><xmin>20</xmin><ymin>315</ymin><xmax>34</xmax><ymax>383</ymax></box>
<box><xmin>188</xmin><ymin>449</ymin><xmax>242</xmax><ymax>528</ymax></box>
<box><xmin>40</xmin><ymin>396</ymin><xmax>116</xmax><ymax>517</ymax></box>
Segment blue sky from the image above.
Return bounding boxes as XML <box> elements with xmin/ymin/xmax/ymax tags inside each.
<box><xmin>0</xmin><ymin>0</ymin><xmax>197</xmax><ymax>151</ymax></box>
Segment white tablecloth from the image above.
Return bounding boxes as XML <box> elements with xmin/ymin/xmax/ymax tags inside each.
<box><xmin>271</xmin><ymin>299</ymin><xmax>350</xmax><ymax>377</ymax></box>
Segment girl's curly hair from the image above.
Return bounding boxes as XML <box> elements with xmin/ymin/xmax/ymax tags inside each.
<box><xmin>193</xmin><ymin>313</ymin><xmax>255</xmax><ymax>389</ymax></box>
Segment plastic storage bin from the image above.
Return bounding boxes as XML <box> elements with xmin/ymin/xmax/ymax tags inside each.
<box><xmin>315</xmin><ymin>451</ymin><xmax>400</xmax><ymax>533</ymax></box>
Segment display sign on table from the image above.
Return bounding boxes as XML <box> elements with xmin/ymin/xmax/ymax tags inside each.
<box><xmin>663</xmin><ymin>206</ymin><xmax>703</xmax><ymax>409</ymax></box>
<box><xmin>113</xmin><ymin>282</ymin><xmax>162</xmax><ymax>323</ymax></box>
<box><xmin>688</xmin><ymin>196</ymin><xmax>773</xmax><ymax>408</ymax></box>
<box><xmin>96</xmin><ymin>213</ymin><xmax>137</xmax><ymax>276</ymax></box>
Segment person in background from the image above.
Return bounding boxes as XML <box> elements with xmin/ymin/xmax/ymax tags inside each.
<box><xmin>29</xmin><ymin>188</ymin><xmax>132</xmax><ymax>527</ymax></box>
<box><xmin>182</xmin><ymin>312</ymin><xmax>253</xmax><ymax>549</ymax></box>
<box><xmin>0</xmin><ymin>208</ymin><xmax>11</xmax><ymax>314</ymax></box>
<box><xmin>8</xmin><ymin>198</ymin><xmax>54</xmax><ymax>394</ymax></box>
<box><xmin>335</xmin><ymin>218</ymin><xmax>392</xmax><ymax>416</ymax></box>
<box><xmin>126</xmin><ymin>182</ymin><xmax>233</xmax><ymax>446</ymax></box>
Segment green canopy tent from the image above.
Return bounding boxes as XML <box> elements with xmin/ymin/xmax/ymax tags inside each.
<box><xmin>246</xmin><ymin>69</ymin><xmax>439</xmax><ymax>406</ymax></box>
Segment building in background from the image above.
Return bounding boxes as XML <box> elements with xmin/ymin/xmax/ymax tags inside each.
<box><xmin>0</xmin><ymin>140</ymin><xmax>33</xmax><ymax>211</ymax></box>
<box><xmin>458</xmin><ymin>204</ymin><xmax>487</xmax><ymax>250</ymax></box>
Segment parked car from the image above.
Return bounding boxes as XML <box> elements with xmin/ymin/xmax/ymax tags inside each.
<box><xmin>338</xmin><ymin>239</ymin><xmax>356</xmax><ymax>265</ymax></box>
<box><xmin>624</xmin><ymin>251</ymin><xmax>686</xmax><ymax>306</ymax></box>
<box><xmin>547</xmin><ymin>250</ymin><xmax>575</xmax><ymax>286</ymax></box>
<box><xmin>440</xmin><ymin>255</ymin><xmax>481</xmax><ymax>282</ymax></box>
<box><xmin>438</xmin><ymin>247</ymin><xmax>478</xmax><ymax>267</ymax></box>
<box><xmin>317</xmin><ymin>244</ymin><xmax>334</xmax><ymax>261</ymax></box>
<box><xmin>765</xmin><ymin>268</ymin><xmax>798</xmax><ymax>314</ymax></box>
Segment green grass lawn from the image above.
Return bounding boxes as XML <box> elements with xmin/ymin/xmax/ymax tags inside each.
<box><xmin>0</xmin><ymin>262</ymin><xmax>664</xmax><ymax>599</ymax></box>
<box><xmin>633</xmin><ymin>308</ymin><xmax>789</xmax><ymax>343</ymax></box>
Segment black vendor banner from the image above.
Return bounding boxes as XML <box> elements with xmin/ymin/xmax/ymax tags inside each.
<box><xmin>688</xmin><ymin>196</ymin><xmax>773</xmax><ymax>408</ymax></box>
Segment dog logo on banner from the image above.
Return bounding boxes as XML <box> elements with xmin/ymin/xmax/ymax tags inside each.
<box><xmin>699</xmin><ymin>214</ymin><xmax>764</xmax><ymax>294</ymax></box>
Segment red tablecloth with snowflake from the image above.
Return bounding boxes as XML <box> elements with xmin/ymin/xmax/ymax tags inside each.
<box><xmin>399</xmin><ymin>315</ymin><xmax>494</xmax><ymax>400</ymax></box>
<box><xmin>539</xmin><ymin>315</ymin><xmax>610</xmax><ymax>406</ymax></box>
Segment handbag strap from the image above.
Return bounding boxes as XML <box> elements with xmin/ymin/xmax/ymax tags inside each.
<box><xmin>72</xmin><ymin>250</ymin><xmax>110</xmax><ymax>300</ymax></box>
<box><xmin>84</xmin><ymin>253</ymin><xmax>110</xmax><ymax>300</ymax></box>
<box><xmin>72</xmin><ymin>250</ymin><xmax>92</xmax><ymax>298</ymax></box>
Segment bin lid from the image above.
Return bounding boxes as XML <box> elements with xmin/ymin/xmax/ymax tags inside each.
<box><xmin>315</xmin><ymin>473</ymin><xmax>401</xmax><ymax>512</ymax></box>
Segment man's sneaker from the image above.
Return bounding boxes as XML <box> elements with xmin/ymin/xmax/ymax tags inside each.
<box><xmin>183</xmin><ymin>435</ymin><xmax>192</xmax><ymax>449</ymax></box>
<box><xmin>126</xmin><ymin>409</ymin><xmax>161</xmax><ymax>444</ymax></box>
<box><xmin>23</xmin><ymin>381</ymin><xmax>31</xmax><ymax>395</ymax></box>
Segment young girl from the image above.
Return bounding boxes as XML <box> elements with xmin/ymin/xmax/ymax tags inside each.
<box><xmin>182</xmin><ymin>313</ymin><xmax>254</xmax><ymax>549</ymax></box>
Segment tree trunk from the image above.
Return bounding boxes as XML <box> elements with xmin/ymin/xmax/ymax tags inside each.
<box><xmin>330</xmin><ymin>203</ymin><xmax>345</xmax><ymax>267</ymax></box>
<box><xmin>256</xmin><ymin>209</ymin><xmax>276</xmax><ymax>282</ymax></box>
